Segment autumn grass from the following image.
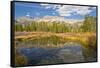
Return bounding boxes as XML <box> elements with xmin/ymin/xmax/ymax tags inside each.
<box><xmin>61</xmin><ymin>32</ymin><xmax>96</xmax><ymax>48</ymax></box>
<box><xmin>15</xmin><ymin>32</ymin><xmax>96</xmax><ymax>49</ymax></box>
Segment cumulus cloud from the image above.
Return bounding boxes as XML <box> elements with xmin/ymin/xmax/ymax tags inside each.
<box><xmin>40</xmin><ymin>3</ymin><xmax>61</xmax><ymax>9</ymax></box>
<box><xmin>26</xmin><ymin>12</ymin><xmax>30</xmax><ymax>17</ymax></box>
<box><xmin>56</xmin><ymin>5</ymin><xmax>95</xmax><ymax>16</ymax></box>
<box><xmin>40</xmin><ymin>3</ymin><xmax>96</xmax><ymax>17</ymax></box>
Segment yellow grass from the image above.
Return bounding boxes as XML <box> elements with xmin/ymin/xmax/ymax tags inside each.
<box><xmin>15</xmin><ymin>32</ymin><xmax>96</xmax><ymax>48</ymax></box>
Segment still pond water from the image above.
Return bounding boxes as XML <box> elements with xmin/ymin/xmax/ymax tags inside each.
<box><xmin>16</xmin><ymin>36</ymin><xmax>97</xmax><ymax>66</ymax></box>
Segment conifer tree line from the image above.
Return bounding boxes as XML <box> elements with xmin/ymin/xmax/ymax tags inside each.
<box><xmin>15</xmin><ymin>16</ymin><xmax>96</xmax><ymax>33</ymax></box>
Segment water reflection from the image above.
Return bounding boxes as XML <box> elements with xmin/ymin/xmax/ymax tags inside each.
<box><xmin>16</xmin><ymin>41</ymin><xmax>96</xmax><ymax>66</ymax></box>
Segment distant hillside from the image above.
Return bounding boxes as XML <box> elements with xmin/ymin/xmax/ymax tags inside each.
<box><xmin>34</xmin><ymin>16</ymin><xmax>84</xmax><ymax>24</ymax></box>
<box><xmin>16</xmin><ymin>17</ymin><xmax>34</xmax><ymax>25</ymax></box>
<box><xmin>16</xmin><ymin>16</ymin><xmax>84</xmax><ymax>25</ymax></box>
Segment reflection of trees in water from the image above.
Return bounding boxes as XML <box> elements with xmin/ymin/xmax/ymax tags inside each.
<box><xmin>82</xmin><ymin>46</ymin><xmax>97</xmax><ymax>62</ymax></box>
<box><xmin>16</xmin><ymin>35</ymin><xmax>67</xmax><ymax>48</ymax></box>
<box><xmin>15</xmin><ymin>35</ymin><xmax>97</xmax><ymax>66</ymax></box>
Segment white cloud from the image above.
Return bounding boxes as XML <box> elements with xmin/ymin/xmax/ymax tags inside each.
<box><xmin>40</xmin><ymin>3</ymin><xmax>61</xmax><ymax>9</ymax></box>
<box><xmin>72</xmin><ymin>6</ymin><xmax>93</xmax><ymax>15</ymax></box>
<box><xmin>52</xmin><ymin>5</ymin><xmax>62</xmax><ymax>9</ymax></box>
<box><xmin>56</xmin><ymin>5</ymin><xmax>94</xmax><ymax>16</ymax></box>
<box><xmin>40</xmin><ymin>3</ymin><xmax>96</xmax><ymax>17</ymax></box>
<box><xmin>26</xmin><ymin>12</ymin><xmax>30</xmax><ymax>17</ymax></box>
<box><xmin>56</xmin><ymin>5</ymin><xmax>73</xmax><ymax>16</ymax></box>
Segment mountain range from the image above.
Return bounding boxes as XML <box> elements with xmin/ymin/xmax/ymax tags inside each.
<box><xmin>16</xmin><ymin>16</ymin><xmax>84</xmax><ymax>25</ymax></box>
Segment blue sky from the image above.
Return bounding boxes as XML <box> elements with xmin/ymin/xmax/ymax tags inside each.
<box><xmin>15</xmin><ymin>2</ymin><xmax>96</xmax><ymax>20</ymax></box>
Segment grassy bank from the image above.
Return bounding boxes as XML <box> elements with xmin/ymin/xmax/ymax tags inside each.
<box><xmin>15</xmin><ymin>32</ymin><xmax>96</xmax><ymax>49</ymax></box>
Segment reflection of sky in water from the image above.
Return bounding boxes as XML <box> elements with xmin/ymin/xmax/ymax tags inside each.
<box><xmin>18</xmin><ymin>42</ymin><xmax>86</xmax><ymax>65</ymax></box>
